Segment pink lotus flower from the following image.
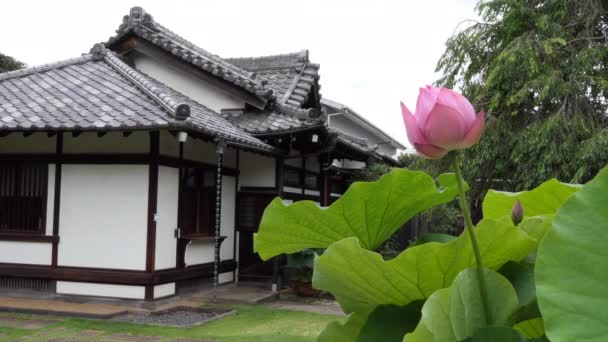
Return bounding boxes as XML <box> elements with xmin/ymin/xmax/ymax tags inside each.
<box><xmin>401</xmin><ymin>86</ymin><xmax>485</xmax><ymax>159</ymax></box>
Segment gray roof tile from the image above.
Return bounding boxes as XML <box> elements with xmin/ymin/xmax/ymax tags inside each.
<box><xmin>226</xmin><ymin>50</ymin><xmax>321</xmax><ymax>108</ymax></box>
<box><xmin>0</xmin><ymin>47</ymin><xmax>274</xmax><ymax>153</ymax></box>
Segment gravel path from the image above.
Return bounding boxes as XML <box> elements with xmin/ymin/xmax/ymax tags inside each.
<box><xmin>112</xmin><ymin>309</ymin><xmax>230</xmax><ymax>328</ymax></box>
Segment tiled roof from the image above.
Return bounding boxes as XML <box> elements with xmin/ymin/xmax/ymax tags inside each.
<box><xmin>106</xmin><ymin>7</ymin><xmax>273</xmax><ymax>100</ymax></box>
<box><xmin>223</xmin><ymin>104</ymin><xmax>323</xmax><ymax>135</ymax></box>
<box><xmin>226</xmin><ymin>51</ymin><xmax>321</xmax><ymax>108</ymax></box>
<box><xmin>0</xmin><ymin>45</ymin><xmax>274</xmax><ymax>153</ymax></box>
<box><xmin>329</xmin><ymin>128</ymin><xmax>373</xmax><ymax>155</ymax></box>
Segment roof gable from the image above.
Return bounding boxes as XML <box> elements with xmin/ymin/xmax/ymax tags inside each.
<box><xmin>106</xmin><ymin>7</ymin><xmax>274</xmax><ymax>103</ymax></box>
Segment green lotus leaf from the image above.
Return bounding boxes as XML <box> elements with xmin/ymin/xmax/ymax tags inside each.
<box><xmin>313</xmin><ymin>218</ymin><xmax>535</xmax><ymax>312</ymax></box>
<box><xmin>254</xmin><ymin>169</ymin><xmax>464</xmax><ymax>259</ymax></box>
<box><xmin>412</xmin><ymin>233</ymin><xmax>457</xmax><ymax>246</ymax></box>
<box><xmin>514</xmin><ymin>318</ymin><xmax>545</xmax><ymax>340</ymax></box>
<box><xmin>499</xmin><ymin>261</ymin><xmax>536</xmax><ymax>305</ymax></box>
<box><xmin>463</xmin><ymin>327</ymin><xmax>527</xmax><ymax>341</ymax></box>
<box><xmin>318</xmin><ymin>302</ymin><xmax>423</xmax><ymax>342</ymax></box>
<box><xmin>406</xmin><ymin>268</ymin><xmax>520</xmax><ymax>341</ymax></box>
<box><xmin>536</xmin><ymin>166</ymin><xmax>608</xmax><ymax>341</ymax></box>
<box><xmin>483</xmin><ymin>179</ymin><xmax>580</xmax><ymax>220</ymax></box>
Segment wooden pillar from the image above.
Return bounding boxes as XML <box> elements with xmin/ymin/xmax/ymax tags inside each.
<box><xmin>176</xmin><ymin>141</ymin><xmax>187</xmax><ymax>269</ymax></box>
<box><xmin>145</xmin><ymin>131</ymin><xmax>159</xmax><ymax>301</ymax></box>
<box><xmin>272</xmin><ymin>157</ymin><xmax>285</xmax><ymax>292</ymax></box>
<box><xmin>233</xmin><ymin>149</ymin><xmax>240</xmax><ymax>283</ymax></box>
<box><xmin>51</xmin><ymin>133</ymin><xmax>63</xmax><ymax>267</ymax></box>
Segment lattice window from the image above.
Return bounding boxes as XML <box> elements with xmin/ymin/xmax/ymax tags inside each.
<box><xmin>0</xmin><ymin>163</ymin><xmax>48</xmax><ymax>234</ymax></box>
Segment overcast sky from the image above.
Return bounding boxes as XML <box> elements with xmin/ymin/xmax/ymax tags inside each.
<box><xmin>0</xmin><ymin>0</ymin><xmax>478</xmax><ymax>150</ymax></box>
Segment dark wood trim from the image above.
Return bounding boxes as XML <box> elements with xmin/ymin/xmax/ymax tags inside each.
<box><xmin>154</xmin><ymin>260</ymin><xmax>237</xmax><ymax>284</ymax></box>
<box><xmin>0</xmin><ymin>153</ymin><xmax>149</xmax><ymax>164</ymax></box>
<box><xmin>0</xmin><ymin>154</ymin><xmax>238</xmax><ymax>175</ymax></box>
<box><xmin>0</xmin><ymin>260</ymin><xmax>237</xmax><ymax>286</ymax></box>
<box><xmin>52</xmin><ymin>133</ymin><xmax>63</xmax><ymax>267</ymax></box>
<box><xmin>300</xmin><ymin>158</ymin><xmax>306</xmax><ymax>195</ymax></box>
<box><xmin>176</xmin><ymin>142</ymin><xmax>185</xmax><ymax>269</ymax></box>
<box><xmin>146</xmin><ymin>132</ymin><xmax>159</xmax><ymax>286</ymax></box>
<box><xmin>272</xmin><ymin>158</ymin><xmax>285</xmax><ymax>288</ymax></box>
<box><xmin>238</xmin><ymin>186</ymin><xmax>279</xmax><ymax>194</ymax></box>
<box><xmin>0</xmin><ymin>234</ymin><xmax>58</xmax><ymax>243</ymax></box>
<box><xmin>158</xmin><ymin>156</ymin><xmax>238</xmax><ymax>176</ymax></box>
<box><xmin>145</xmin><ymin>285</ymin><xmax>154</xmax><ymax>301</ymax></box>
<box><xmin>233</xmin><ymin>149</ymin><xmax>239</xmax><ymax>278</ymax></box>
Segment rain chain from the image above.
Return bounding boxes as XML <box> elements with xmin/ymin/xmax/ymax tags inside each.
<box><xmin>213</xmin><ymin>141</ymin><xmax>225</xmax><ymax>303</ymax></box>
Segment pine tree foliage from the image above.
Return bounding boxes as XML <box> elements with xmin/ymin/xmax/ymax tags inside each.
<box><xmin>417</xmin><ymin>0</ymin><xmax>608</xmax><ymax>212</ymax></box>
<box><xmin>0</xmin><ymin>52</ymin><xmax>25</xmax><ymax>73</ymax></box>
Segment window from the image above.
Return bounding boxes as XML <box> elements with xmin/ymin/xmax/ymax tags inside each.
<box><xmin>304</xmin><ymin>172</ymin><xmax>320</xmax><ymax>190</ymax></box>
<box><xmin>283</xmin><ymin>166</ymin><xmax>320</xmax><ymax>191</ymax></box>
<box><xmin>180</xmin><ymin>168</ymin><xmax>216</xmax><ymax>236</ymax></box>
<box><xmin>237</xmin><ymin>193</ymin><xmax>274</xmax><ymax>231</ymax></box>
<box><xmin>0</xmin><ymin>163</ymin><xmax>48</xmax><ymax>234</ymax></box>
<box><xmin>283</xmin><ymin>167</ymin><xmax>301</xmax><ymax>188</ymax></box>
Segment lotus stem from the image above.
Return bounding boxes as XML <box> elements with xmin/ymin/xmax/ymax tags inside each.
<box><xmin>451</xmin><ymin>152</ymin><xmax>493</xmax><ymax>326</ymax></box>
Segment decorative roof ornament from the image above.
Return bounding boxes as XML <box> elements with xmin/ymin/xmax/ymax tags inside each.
<box><xmin>175</xmin><ymin>104</ymin><xmax>191</xmax><ymax>121</ymax></box>
<box><xmin>117</xmin><ymin>6</ymin><xmax>157</xmax><ymax>33</ymax></box>
<box><xmin>89</xmin><ymin>43</ymin><xmax>108</xmax><ymax>61</ymax></box>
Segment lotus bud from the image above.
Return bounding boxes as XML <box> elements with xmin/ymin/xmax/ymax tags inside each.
<box><xmin>401</xmin><ymin>85</ymin><xmax>485</xmax><ymax>159</ymax></box>
<box><xmin>511</xmin><ymin>200</ymin><xmax>524</xmax><ymax>226</ymax></box>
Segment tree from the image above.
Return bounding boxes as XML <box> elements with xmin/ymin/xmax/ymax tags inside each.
<box><xmin>418</xmin><ymin>0</ymin><xmax>608</xmax><ymax>213</ymax></box>
<box><xmin>0</xmin><ymin>52</ymin><xmax>25</xmax><ymax>73</ymax></box>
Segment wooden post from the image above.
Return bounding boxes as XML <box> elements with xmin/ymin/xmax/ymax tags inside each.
<box><xmin>145</xmin><ymin>131</ymin><xmax>159</xmax><ymax>301</ymax></box>
<box><xmin>51</xmin><ymin>133</ymin><xmax>63</xmax><ymax>267</ymax></box>
<box><xmin>272</xmin><ymin>157</ymin><xmax>285</xmax><ymax>292</ymax></box>
<box><xmin>176</xmin><ymin>141</ymin><xmax>187</xmax><ymax>269</ymax></box>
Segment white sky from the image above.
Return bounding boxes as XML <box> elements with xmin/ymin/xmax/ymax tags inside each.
<box><xmin>0</xmin><ymin>0</ymin><xmax>478</xmax><ymax>150</ymax></box>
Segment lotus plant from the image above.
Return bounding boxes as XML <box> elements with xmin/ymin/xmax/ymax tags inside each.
<box><xmin>400</xmin><ymin>86</ymin><xmax>485</xmax><ymax>159</ymax></box>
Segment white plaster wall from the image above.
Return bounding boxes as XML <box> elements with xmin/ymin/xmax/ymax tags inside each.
<box><xmin>285</xmin><ymin>158</ymin><xmax>302</xmax><ymax>168</ymax></box>
<box><xmin>219</xmin><ymin>272</ymin><xmax>233</xmax><ymax>284</ymax></box>
<box><xmin>154</xmin><ymin>283</ymin><xmax>176</xmax><ymax>299</ymax></box>
<box><xmin>133</xmin><ymin>55</ymin><xmax>245</xmax><ymax>113</ymax></box>
<box><xmin>305</xmin><ymin>157</ymin><xmax>320</xmax><ymax>172</ymax></box>
<box><xmin>0</xmin><ymin>241</ymin><xmax>52</xmax><ymax>265</ymax></box>
<box><xmin>156</xmin><ymin>166</ymin><xmax>179</xmax><ymax>270</ymax></box>
<box><xmin>220</xmin><ymin>176</ymin><xmax>236</xmax><ymax>260</ymax></box>
<box><xmin>63</xmin><ymin>131</ymin><xmax>148</xmax><ymax>154</ymax></box>
<box><xmin>56</xmin><ymin>281</ymin><xmax>145</xmax><ymax>300</ymax></box>
<box><xmin>159</xmin><ymin>130</ymin><xmax>179</xmax><ymax>158</ymax></box>
<box><xmin>159</xmin><ymin>131</ymin><xmax>236</xmax><ymax>168</ymax></box>
<box><xmin>184</xmin><ymin>241</ymin><xmax>214</xmax><ymax>266</ymax></box>
<box><xmin>239</xmin><ymin>152</ymin><xmax>276</xmax><ymax>188</ymax></box>
<box><xmin>0</xmin><ymin>133</ymin><xmax>56</xmax><ymax>153</ymax></box>
<box><xmin>223</xmin><ymin>147</ymin><xmax>237</xmax><ymax>169</ymax></box>
<box><xmin>45</xmin><ymin>164</ymin><xmax>56</xmax><ymax>235</ymax></box>
<box><xmin>183</xmin><ymin>138</ymin><xmax>216</xmax><ymax>164</ymax></box>
<box><xmin>58</xmin><ymin>165</ymin><xmax>148</xmax><ymax>270</ymax></box>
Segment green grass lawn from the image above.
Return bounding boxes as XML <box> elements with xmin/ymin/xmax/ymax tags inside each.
<box><xmin>0</xmin><ymin>304</ymin><xmax>344</xmax><ymax>341</ymax></box>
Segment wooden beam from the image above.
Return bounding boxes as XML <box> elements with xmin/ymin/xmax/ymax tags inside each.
<box><xmin>0</xmin><ymin>234</ymin><xmax>58</xmax><ymax>243</ymax></box>
<box><xmin>176</xmin><ymin>141</ymin><xmax>186</xmax><ymax>269</ymax></box>
<box><xmin>146</xmin><ymin>131</ymin><xmax>160</xmax><ymax>301</ymax></box>
<box><xmin>52</xmin><ymin>133</ymin><xmax>63</xmax><ymax>267</ymax></box>
<box><xmin>0</xmin><ymin>260</ymin><xmax>237</xmax><ymax>286</ymax></box>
